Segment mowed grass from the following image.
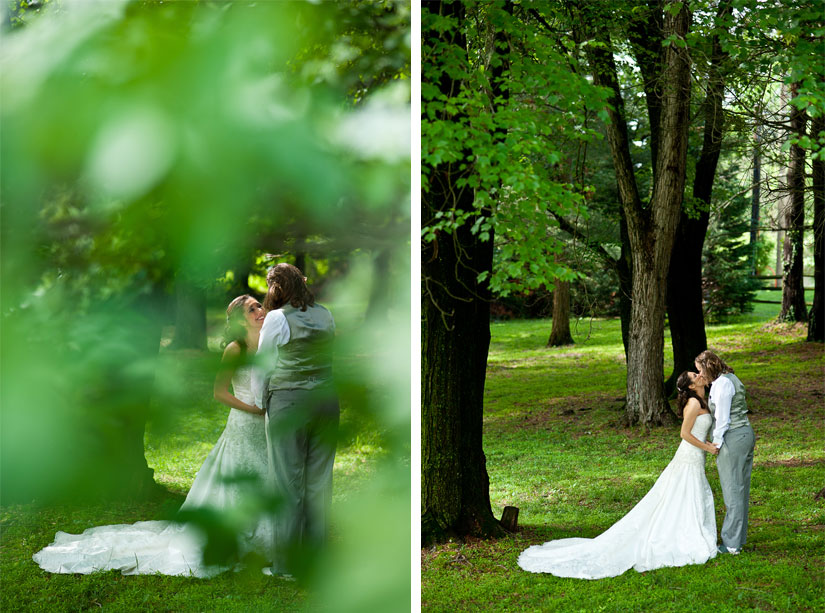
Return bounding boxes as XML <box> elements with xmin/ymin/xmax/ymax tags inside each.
<box><xmin>0</xmin><ymin>304</ymin><xmax>391</xmax><ymax>613</ymax></box>
<box><xmin>423</xmin><ymin>315</ymin><xmax>824</xmax><ymax>612</ymax></box>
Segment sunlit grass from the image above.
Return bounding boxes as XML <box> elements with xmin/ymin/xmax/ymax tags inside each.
<box><xmin>424</xmin><ymin>314</ymin><xmax>824</xmax><ymax>612</ymax></box>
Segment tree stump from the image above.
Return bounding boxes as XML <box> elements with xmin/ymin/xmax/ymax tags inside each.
<box><xmin>500</xmin><ymin>506</ymin><xmax>519</xmax><ymax>532</ymax></box>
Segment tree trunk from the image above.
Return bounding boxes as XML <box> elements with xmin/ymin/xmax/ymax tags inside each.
<box><xmin>665</xmin><ymin>0</ymin><xmax>729</xmax><ymax>394</ymax></box>
<box><xmin>294</xmin><ymin>251</ymin><xmax>307</xmax><ymax>276</ymax></box>
<box><xmin>421</xmin><ymin>0</ymin><xmax>504</xmax><ymax>545</ymax></box>
<box><xmin>170</xmin><ymin>274</ymin><xmax>207</xmax><ymax>350</ymax></box>
<box><xmin>117</xmin><ymin>292</ymin><xmax>165</xmax><ymax>497</ymax></box>
<box><xmin>626</xmin><ymin>260</ymin><xmax>672</xmax><ymax>424</ymax></box>
<box><xmin>617</xmin><ymin>211</ymin><xmax>632</xmax><ymax>360</ymax></box>
<box><xmin>808</xmin><ymin>115</ymin><xmax>824</xmax><ymax>342</ymax></box>
<box><xmin>98</xmin><ymin>288</ymin><xmax>167</xmax><ymax>499</ymax></box>
<box><xmin>779</xmin><ymin>82</ymin><xmax>808</xmax><ymax>322</ymax></box>
<box><xmin>364</xmin><ymin>249</ymin><xmax>391</xmax><ymax>322</ymax></box>
<box><xmin>750</xmin><ymin>129</ymin><xmax>761</xmax><ymax>273</ymax></box>
<box><xmin>665</xmin><ymin>214</ymin><xmax>708</xmax><ymax>395</ymax></box>
<box><xmin>586</xmin><ymin>4</ymin><xmax>690</xmax><ymax>424</ymax></box>
<box><xmin>548</xmin><ymin>279</ymin><xmax>574</xmax><ymax>346</ymax></box>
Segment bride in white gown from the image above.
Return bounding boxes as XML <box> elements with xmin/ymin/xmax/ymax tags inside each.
<box><xmin>518</xmin><ymin>371</ymin><xmax>719</xmax><ymax>578</ymax></box>
<box><xmin>33</xmin><ymin>295</ymin><xmax>273</xmax><ymax>578</ymax></box>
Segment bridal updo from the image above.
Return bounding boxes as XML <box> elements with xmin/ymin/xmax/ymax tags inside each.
<box><xmin>223</xmin><ymin>294</ymin><xmax>254</xmax><ymax>351</ymax></box>
<box><xmin>675</xmin><ymin>371</ymin><xmax>708</xmax><ymax>418</ymax></box>
<box><xmin>263</xmin><ymin>263</ymin><xmax>314</xmax><ymax>312</ymax></box>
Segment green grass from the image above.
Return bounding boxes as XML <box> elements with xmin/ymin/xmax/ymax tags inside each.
<box><xmin>747</xmin><ymin>289</ymin><xmax>815</xmax><ymax>320</ymax></box>
<box><xmin>423</xmin><ymin>314</ymin><xmax>825</xmax><ymax>612</ymax></box>
<box><xmin>0</xmin><ymin>306</ymin><xmax>398</xmax><ymax>612</ymax></box>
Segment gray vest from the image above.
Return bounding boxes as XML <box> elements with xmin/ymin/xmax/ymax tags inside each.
<box><xmin>709</xmin><ymin>373</ymin><xmax>750</xmax><ymax>431</ymax></box>
<box><xmin>268</xmin><ymin>304</ymin><xmax>335</xmax><ymax>392</ymax></box>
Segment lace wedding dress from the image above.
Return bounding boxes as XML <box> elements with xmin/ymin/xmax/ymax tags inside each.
<box><xmin>518</xmin><ymin>413</ymin><xmax>717</xmax><ymax>578</ymax></box>
<box><xmin>33</xmin><ymin>367</ymin><xmax>273</xmax><ymax>578</ymax></box>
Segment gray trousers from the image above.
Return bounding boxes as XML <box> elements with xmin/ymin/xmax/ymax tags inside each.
<box><xmin>716</xmin><ymin>424</ymin><xmax>755</xmax><ymax>550</ymax></box>
<box><xmin>265</xmin><ymin>388</ymin><xmax>339</xmax><ymax>573</ymax></box>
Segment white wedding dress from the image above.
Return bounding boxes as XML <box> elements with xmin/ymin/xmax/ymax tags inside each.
<box><xmin>518</xmin><ymin>413</ymin><xmax>717</xmax><ymax>578</ymax></box>
<box><xmin>33</xmin><ymin>366</ymin><xmax>273</xmax><ymax>578</ymax></box>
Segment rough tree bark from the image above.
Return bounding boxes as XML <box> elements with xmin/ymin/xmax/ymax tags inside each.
<box><xmin>421</xmin><ymin>0</ymin><xmax>505</xmax><ymax>544</ymax></box>
<box><xmin>779</xmin><ymin>82</ymin><xmax>808</xmax><ymax>323</ymax></box>
<box><xmin>585</xmin><ymin>3</ymin><xmax>691</xmax><ymax>424</ymax></box>
<box><xmin>808</xmin><ymin>115</ymin><xmax>824</xmax><ymax>342</ymax></box>
<box><xmin>664</xmin><ymin>0</ymin><xmax>730</xmax><ymax>394</ymax></box>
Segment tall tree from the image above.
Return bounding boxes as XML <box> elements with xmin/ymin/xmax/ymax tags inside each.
<box><xmin>808</xmin><ymin>114</ymin><xmax>825</xmax><ymax>342</ymax></box>
<box><xmin>421</xmin><ymin>0</ymin><xmax>504</xmax><ymax>543</ymax></box>
<box><xmin>548</xmin><ymin>278</ymin><xmax>574</xmax><ymax>346</ymax></box>
<box><xmin>421</xmin><ymin>0</ymin><xmax>605</xmax><ymax>542</ymax></box>
<box><xmin>664</xmin><ymin>0</ymin><xmax>732</xmax><ymax>393</ymax></box>
<box><xmin>778</xmin><ymin>81</ymin><xmax>809</xmax><ymax>322</ymax></box>
<box><xmin>581</xmin><ymin>0</ymin><xmax>692</xmax><ymax>424</ymax></box>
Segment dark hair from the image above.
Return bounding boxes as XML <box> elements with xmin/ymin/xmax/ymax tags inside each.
<box><xmin>676</xmin><ymin>370</ymin><xmax>708</xmax><ymax>418</ymax></box>
<box><xmin>222</xmin><ymin>294</ymin><xmax>254</xmax><ymax>351</ymax></box>
<box><xmin>694</xmin><ymin>350</ymin><xmax>733</xmax><ymax>382</ymax></box>
<box><xmin>263</xmin><ymin>263</ymin><xmax>314</xmax><ymax>311</ymax></box>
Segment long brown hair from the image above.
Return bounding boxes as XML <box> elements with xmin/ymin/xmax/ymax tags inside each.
<box><xmin>694</xmin><ymin>350</ymin><xmax>733</xmax><ymax>382</ymax></box>
<box><xmin>676</xmin><ymin>371</ymin><xmax>708</xmax><ymax>418</ymax></box>
<box><xmin>223</xmin><ymin>294</ymin><xmax>254</xmax><ymax>352</ymax></box>
<box><xmin>263</xmin><ymin>263</ymin><xmax>314</xmax><ymax>311</ymax></box>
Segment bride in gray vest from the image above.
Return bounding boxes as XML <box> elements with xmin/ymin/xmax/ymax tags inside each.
<box><xmin>253</xmin><ymin>263</ymin><xmax>338</xmax><ymax>577</ymax></box>
<box><xmin>695</xmin><ymin>350</ymin><xmax>755</xmax><ymax>556</ymax></box>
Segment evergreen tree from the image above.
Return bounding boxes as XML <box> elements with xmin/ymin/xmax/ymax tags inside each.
<box><xmin>702</xmin><ymin>195</ymin><xmax>763</xmax><ymax>320</ymax></box>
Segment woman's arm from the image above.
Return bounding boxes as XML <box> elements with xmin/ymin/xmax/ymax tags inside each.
<box><xmin>251</xmin><ymin>310</ymin><xmax>290</xmax><ymax>409</ymax></box>
<box><xmin>213</xmin><ymin>343</ymin><xmax>265</xmax><ymax>416</ymax></box>
<box><xmin>709</xmin><ymin>376</ymin><xmax>734</xmax><ymax>448</ymax></box>
<box><xmin>681</xmin><ymin>400</ymin><xmax>718</xmax><ymax>454</ymax></box>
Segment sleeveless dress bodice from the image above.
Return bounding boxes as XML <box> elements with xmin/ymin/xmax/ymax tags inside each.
<box><xmin>672</xmin><ymin>412</ymin><xmax>713</xmax><ymax>465</ymax></box>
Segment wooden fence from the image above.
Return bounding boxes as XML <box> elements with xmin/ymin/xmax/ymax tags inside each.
<box><xmin>752</xmin><ymin>274</ymin><xmax>815</xmax><ymax>306</ymax></box>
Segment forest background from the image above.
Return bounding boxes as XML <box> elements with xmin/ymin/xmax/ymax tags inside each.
<box><xmin>1</xmin><ymin>0</ymin><xmax>411</xmax><ymax>611</ymax></box>
<box><xmin>421</xmin><ymin>0</ymin><xmax>823</xmax><ymax>548</ymax></box>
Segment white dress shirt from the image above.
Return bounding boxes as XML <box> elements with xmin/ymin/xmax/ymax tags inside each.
<box><xmin>252</xmin><ymin>309</ymin><xmax>290</xmax><ymax>409</ymax></box>
<box><xmin>709</xmin><ymin>375</ymin><xmax>735</xmax><ymax>448</ymax></box>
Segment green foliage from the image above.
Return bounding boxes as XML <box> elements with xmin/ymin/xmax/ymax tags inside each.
<box><xmin>421</xmin><ymin>1</ymin><xmax>610</xmax><ymax>296</ymax></box>
<box><xmin>702</xmin><ymin>194</ymin><xmax>763</xmax><ymax>321</ymax></box>
<box><xmin>423</xmin><ymin>316</ymin><xmax>824</xmax><ymax>611</ymax></box>
<box><xmin>720</xmin><ymin>0</ymin><xmax>825</xmax><ymax>159</ymax></box>
<box><xmin>1</xmin><ymin>0</ymin><xmax>410</xmax><ymax>607</ymax></box>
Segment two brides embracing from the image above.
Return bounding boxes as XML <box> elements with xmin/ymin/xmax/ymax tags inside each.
<box><xmin>34</xmin><ymin>263</ymin><xmax>338</xmax><ymax>579</ymax></box>
<box><xmin>518</xmin><ymin>351</ymin><xmax>755</xmax><ymax>579</ymax></box>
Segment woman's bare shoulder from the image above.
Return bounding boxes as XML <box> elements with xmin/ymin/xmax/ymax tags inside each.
<box><xmin>222</xmin><ymin>341</ymin><xmax>242</xmax><ymax>360</ymax></box>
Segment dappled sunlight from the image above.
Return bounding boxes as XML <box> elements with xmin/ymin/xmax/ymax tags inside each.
<box><xmin>467</xmin><ymin>315</ymin><xmax>824</xmax><ymax>606</ymax></box>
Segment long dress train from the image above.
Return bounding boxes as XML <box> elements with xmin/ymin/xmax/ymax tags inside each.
<box><xmin>32</xmin><ymin>367</ymin><xmax>273</xmax><ymax>578</ymax></box>
<box><xmin>517</xmin><ymin>413</ymin><xmax>717</xmax><ymax>579</ymax></box>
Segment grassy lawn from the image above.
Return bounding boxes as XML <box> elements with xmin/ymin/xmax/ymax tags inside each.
<box><xmin>1</xmin><ymin>302</ymin><xmax>406</xmax><ymax>612</ymax></box>
<box><xmin>422</xmin><ymin>312</ymin><xmax>824</xmax><ymax>612</ymax></box>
